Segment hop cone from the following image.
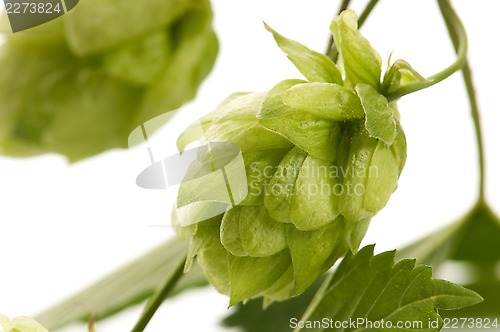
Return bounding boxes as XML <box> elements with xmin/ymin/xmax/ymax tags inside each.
<box><xmin>0</xmin><ymin>0</ymin><xmax>218</xmax><ymax>161</ymax></box>
<box><xmin>174</xmin><ymin>10</ymin><xmax>419</xmax><ymax>305</ymax></box>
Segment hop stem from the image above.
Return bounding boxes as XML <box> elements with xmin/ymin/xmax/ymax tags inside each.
<box><xmin>357</xmin><ymin>0</ymin><xmax>381</xmax><ymax>27</ymax></box>
<box><xmin>325</xmin><ymin>0</ymin><xmax>351</xmax><ymax>58</ymax></box>
<box><xmin>386</xmin><ymin>0</ymin><xmax>468</xmax><ymax>101</ymax></box>
<box><xmin>130</xmin><ymin>256</ymin><xmax>186</xmax><ymax>332</ymax></box>
<box><xmin>436</xmin><ymin>0</ymin><xmax>486</xmax><ymax>201</ymax></box>
<box><xmin>462</xmin><ymin>58</ymin><xmax>486</xmax><ymax>201</ymax></box>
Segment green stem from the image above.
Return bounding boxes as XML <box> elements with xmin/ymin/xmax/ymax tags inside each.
<box><xmin>436</xmin><ymin>0</ymin><xmax>486</xmax><ymax>201</ymax></box>
<box><xmin>130</xmin><ymin>257</ymin><xmax>186</xmax><ymax>332</ymax></box>
<box><xmin>325</xmin><ymin>0</ymin><xmax>351</xmax><ymax>58</ymax></box>
<box><xmin>326</xmin><ymin>0</ymin><xmax>380</xmax><ymax>62</ymax></box>
<box><xmin>357</xmin><ymin>0</ymin><xmax>380</xmax><ymax>27</ymax></box>
<box><xmin>386</xmin><ymin>0</ymin><xmax>468</xmax><ymax>101</ymax></box>
<box><xmin>464</xmin><ymin>63</ymin><xmax>486</xmax><ymax>201</ymax></box>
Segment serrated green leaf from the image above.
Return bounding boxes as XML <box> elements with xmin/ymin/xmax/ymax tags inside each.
<box><xmin>297</xmin><ymin>245</ymin><xmax>483</xmax><ymax>332</ymax></box>
<box><xmin>330</xmin><ymin>10</ymin><xmax>382</xmax><ymax>88</ymax></box>
<box><xmin>445</xmin><ymin>266</ymin><xmax>500</xmax><ymax>318</ymax></box>
<box><xmin>396</xmin><ymin>202</ymin><xmax>500</xmax><ymax>318</ymax></box>
<box><xmin>283</xmin><ymin>82</ymin><xmax>364</xmax><ymax>121</ymax></box>
<box><xmin>356</xmin><ymin>83</ymin><xmax>397</xmax><ymax>145</ymax></box>
<box><xmin>258</xmin><ymin>79</ymin><xmax>340</xmax><ymax>161</ymax></box>
<box><xmin>35</xmin><ymin>238</ymin><xmax>208</xmax><ymax>331</ymax></box>
<box><xmin>264</xmin><ymin>23</ymin><xmax>342</xmax><ymax>84</ymax></box>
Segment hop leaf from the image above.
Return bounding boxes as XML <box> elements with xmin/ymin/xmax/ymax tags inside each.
<box><xmin>295</xmin><ymin>245</ymin><xmax>483</xmax><ymax>332</ymax></box>
<box><xmin>221</xmin><ymin>247</ymin><xmax>482</xmax><ymax>332</ymax></box>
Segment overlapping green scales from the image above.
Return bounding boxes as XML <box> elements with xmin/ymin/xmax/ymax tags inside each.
<box><xmin>174</xmin><ymin>9</ymin><xmax>411</xmax><ymax>305</ymax></box>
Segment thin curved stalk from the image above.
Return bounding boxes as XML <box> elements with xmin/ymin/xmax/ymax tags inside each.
<box><xmin>386</xmin><ymin>0</ymin><xmax>468</xmax><ymax>101</ymax></box>
<box><xmin>358</xmin><ymin>0</ymin><xmax>380</xmax><ymax>27</ymax></box>
<box><xmin>436</xmin><ymin>0</ymin><xmax>486</xmax><ymax>201</ymax></box>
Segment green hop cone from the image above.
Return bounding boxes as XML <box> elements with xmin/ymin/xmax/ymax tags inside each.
<box><xmin>0</xmin><ymin>0</ymin><xmax>218</xmax><ymax>161</ymax></box>
<box><xmin>173</xmin><ymin>10</ymin><xmax>412</xmax><ymax>305</ymax></box>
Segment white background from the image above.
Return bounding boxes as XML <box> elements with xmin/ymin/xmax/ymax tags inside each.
<box><xmin>1</xmin><ymin>0</ymin><xmax>499</xmax><ymax>331</ymax></box>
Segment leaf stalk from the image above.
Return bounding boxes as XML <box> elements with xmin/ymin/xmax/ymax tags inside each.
<box><xmin>386</xmin><ymin>0</ymin><xmax>468</xmax><ymax>101</ymax></box>
<box><xmin>435</xmin><ymin>0</ymin><xmax>486</xmax><ymax>201</ymax></box>
<box><xmin>130</xmin><ymin>256</ymin><xmax>187</xmax><ymax>332</ymax></box>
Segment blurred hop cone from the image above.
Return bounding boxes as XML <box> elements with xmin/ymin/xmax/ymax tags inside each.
<box><xmin>171</xmin><ymin>10</ymin><xmax>418</xmax><ymax>306</ymax></box>
<box><xmin>0</xmin><ymin>0</ymin><xmax>218</xmax><ymax>161</ymax></box>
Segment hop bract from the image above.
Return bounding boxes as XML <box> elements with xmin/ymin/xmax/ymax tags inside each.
<box><xmin>174</xmin><ymin>10</ymin><xmax>415</xmax><ymax>305</ymax></box>
<box><xmin>0</xmin><ymin>0</ymin><xmax>217</xmax><ymax>161</ymax></box>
